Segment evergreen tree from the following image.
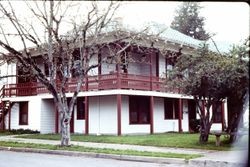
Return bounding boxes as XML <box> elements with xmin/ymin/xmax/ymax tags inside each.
<box><xmin>171</xmin><ymin>2</ymin><xmax>210</xmax><ymax>40</ymax></box>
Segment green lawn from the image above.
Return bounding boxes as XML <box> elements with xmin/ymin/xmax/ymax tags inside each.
<box><xmin>17</xmin><ymin>132</ymin><xmax>241</xmax><ymax>151</ymax></box>
<box><xmin>0</xmin><ymin>141</ymin><xmax>202</xmax><ymax>160</ymax></box>
<box><xmin>0</xmin><ymin>131</ymin><xmax>14</xmax><ymax>136</ymax></box>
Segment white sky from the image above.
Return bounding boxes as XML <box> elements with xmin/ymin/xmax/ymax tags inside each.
<box><xmin>0</xmin><ymin>1</ymin><xmax>249</xmax><ymax>51</ymax></box>
<box><xmin>117</xmin><ymin>1</ymin><xmax>249</xmax><ymax>44</ymax></box>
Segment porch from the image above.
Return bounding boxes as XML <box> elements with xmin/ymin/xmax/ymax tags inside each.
<box><xmin>1</xmin><ymin>73</ymin><xmax>181</xmax><ymax>98</ymax></box>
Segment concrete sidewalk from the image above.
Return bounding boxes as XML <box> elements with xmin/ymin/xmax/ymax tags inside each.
<box><xmin>189</xmin><ymin>150</ymin><xmax>248</xmax><ymax>167</ymax></box>
<box><xmin>0</xmin><ymin>135</ymin><xmax>248</xmax><ymax>167</ymax></box>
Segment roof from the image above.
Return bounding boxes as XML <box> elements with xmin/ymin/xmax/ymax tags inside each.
<box><xmin>148</xmin><ymin>24</ymin><xmax>231</xmax><ymax>53</ymax></box>
<box><xmin>158</xmin><ymin>27</ymin><xmax>202</xmax><ymax>49</ymax></box>
<box><xmin>2</xmin><ymin>21</ymin><xmax>231</xmax><ymax>57</ymax></box>
<box><xmin>118</xmin><ymin>22</ymin><xmax>232</xmax><ymax>53</ymax></box>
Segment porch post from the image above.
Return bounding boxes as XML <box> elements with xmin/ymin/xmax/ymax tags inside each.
<box><xmin>150</xmin><ymin>51</ymin><xmax>153</xmax><ymax>91</ymax></box>
<box><xmin>98</xmin><ymin>52</ymin><xmax>102</xmax><ymax>75</ymax></box>
<box><xmin>150</xmin><ymin>96</ymin><xmax>154</xmax><ymax>134</ymax></box>
<box><xmin>1</xmin><ymin>108</ymin><xmax>4</xmax><ymax>130</ymax></box>
<box><xmin>55</xmin><ymin>105</ymin><xmax>58</xmax><ymax>133</ymax></box>
<box><xmin>178</xmin><ymin>99</ymin><xmax>183</xmax><ymax>132</ymax></box>
<box><xmin>117</xmin><ymin>94</ymin><xmax>122</xmax><ymax>136</ymax></box>
<box><xmin>85</xmin><ymin>73</ymin><xmax>89</xmax><ymax>135</ymax></box>
<box><xmin>116</xmin><ymin>63</ymin><xmax>121</xmax><ymax>89</ymax></box>
<box><xmin>8</xmin><ymin>105</ymin><xmax>11</xmax><ymax>130</ymax></box>
<box><xmin>85</xmin><ymin>96</ymin><xmax>89</xmax><ymax>135</ymax></box>
<box><xmin>221</xmin><ymin>101</ymin><xmax>225</xmax><ymax>131</ymax></box>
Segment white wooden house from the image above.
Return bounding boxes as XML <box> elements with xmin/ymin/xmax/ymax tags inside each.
<box><xmin>0</xmin><ymin>27</ymin><xmax>228</xmax><ymax>135</ymax></box>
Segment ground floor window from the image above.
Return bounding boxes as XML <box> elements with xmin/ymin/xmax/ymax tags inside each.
<box><xmin>213</xmin><ymin>102</ymin><xmax>222</xmax><ymax>123</ymax></box>
<box><xmin>188</xmin><ymin>100</ymin><xmax>197</xmax><ymax>119</ymax></box>
<box><xmin>164</xmin><ymin>98</ymin><xmax>180</xmax><ymax>119</ymax></box>
<box><xmin>77</xmin><ymin>97</ymin><xmax>85</xmax><ymax>120</ymax></box>
<box><xmin>19</xmin><ymin>102</ymin><xmax>28</xmax><ymax>125</ymax></box>
<box><xmin>129</xmin><ymin>96</ymin><xmax>150</xmax><ymax>124</ymax></box>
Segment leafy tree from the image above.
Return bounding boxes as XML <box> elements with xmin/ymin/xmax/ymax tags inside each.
<box><xmin>170</xmin><ymin>41</ymin><xmax>249</xmax><ymax>143</ymax></box>
<box><xmin>170</xmin><ymin>2</ymin><xmax>210</xmax><ymax>40</ymax></box>
<box><xmin>226</xmin><ymin>37</ymin><xmax>249</xmax><ymax>142</ymax></box>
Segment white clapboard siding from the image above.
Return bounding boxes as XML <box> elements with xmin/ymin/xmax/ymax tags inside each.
<box><xmin>89</xmin><ymin>95</ymin><xmax>117</xmax><ymax>135</ymax></box>
<box><xmin>40</xmin><ymin>99</ymin><xmax>55</xmax><ymax>134</ymax></box>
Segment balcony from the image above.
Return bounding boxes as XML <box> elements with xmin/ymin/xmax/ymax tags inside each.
<box><xmin>1</xmin><ymin>73</ymin><xmax>181</xmax><ymax>97</ymax></box>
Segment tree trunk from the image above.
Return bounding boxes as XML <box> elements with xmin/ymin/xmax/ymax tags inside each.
<box><xmin>60</xmin><ymin>112</ymin><xmax>71</xmax><ymax>146</ymax></box>
<box><xmin>227</xmin><ymin>95</ymin><xmax>245</xmax><ymax>143</ymax></box>
<box><xmin>199</xmin><ymin>123</ymin><xmax>210</xmax><ymax>143</ymax></box>
<box><xmin>229</xmin><ymin>112</ymin><xmax>242</xmax><ymax>143</ymax></box>
<box><xmin>199</xmin><ymin>107</ymin><xmax>212</xmax><ymax>144</ymax></box>
<box><xmin>199</xmin><ymin>131</ymin><xmax>209</xmax><ymax>144</ymax></box>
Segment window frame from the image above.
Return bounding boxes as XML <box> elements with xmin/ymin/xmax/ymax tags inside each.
<box><xmin>212</xmin><ymin>102</ymin><xmax>222</xmax><ymax>123</ymax></box>
<box><xmin>77</xmin><ymin>97</ymin><xmax>85</xmax><ymax>120</ymax></box>
<box><xmin>44</xmin><ymin>63</ymin><xmax>49</xmax><ymax>77</ymax></box>
<box><xmin>164</xmin><ymin>98</ymin><xmax>174</xmax><ymax>119</ymax></box>
<box><xmin>164</xmin><ymin>98</ymin><xmax>181</xmax><ymax>120</ymax></box>
<box><xmin>19</xmin><ymin>102</ymin><xmax>28</xmax><ymax>125</ymax></box>
<box><xmin>129</xmin><ymin>96</ymin><xmax>150</xmax><ymax>124</ymax></box>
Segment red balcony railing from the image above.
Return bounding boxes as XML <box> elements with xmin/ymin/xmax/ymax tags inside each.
<box><xmin>1</xmin><ymin>73</ymin><xmax>181</xmax><ymax>97</ymax></box>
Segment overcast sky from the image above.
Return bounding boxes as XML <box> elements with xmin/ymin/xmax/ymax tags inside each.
<box><xmin>117</xmin><ymin>1</ymin><xmax>249</xmax><ymax>44</ymax></box>
<box><xmin>0</xmin><ymin>1</ymin><xmax>249</xmax><ymax>52</ymax></box>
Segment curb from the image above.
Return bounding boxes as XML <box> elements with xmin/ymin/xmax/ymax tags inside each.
<box><xmin>0</xmin><ymin>146</ymin><xmax>187</xmax><ymax>164</ymax></box>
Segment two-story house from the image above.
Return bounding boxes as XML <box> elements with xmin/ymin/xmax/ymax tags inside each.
<box><xmin>0</xmin><ymin>27</ymin><xmax>227</xmax><ymax>135</ymax></box>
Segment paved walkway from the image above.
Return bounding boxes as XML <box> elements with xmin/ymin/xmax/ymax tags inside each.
<box><xmin>0</xmin><ymin>135</ymin><xmax>213</xmax><ymax>154</ymax></box>
<box><xmin>0</xmin><ymin>135</ymin><xmax>248</xmax><ymax>167</ymax></box>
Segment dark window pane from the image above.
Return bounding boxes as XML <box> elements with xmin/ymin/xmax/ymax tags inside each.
<box><xmin>213</xmin><ymin>103</ymin><xmax>222</xmax><ymax>123</ymax></box>
<box><xmin>19</xmin><ymin>102</ymin><xmax>28</xmax><ymax>125</ymax></box>
<box><xmin>188</xmin><ymin>100</ymin><xmax>197</xmax><ymax>120</ymax></box>
<box><xmin>77</xmin><ymin>97</ymin><xmax>85</xmax><ymax>120</ymax></box>
<box><xmin>44</xmin><ymin>63</ymin><xmax>49</xmax><ymax>77</ymax></box>
<box><xmin>129</xmin><ymin>96</ymin><xmax>150</xmax><ymax>124</ymax></box>
<box><xmin>174</xmin><ymin>99</ymin><xmax>180</xmax><ymax>119</ymax></box>
<box><xmin>164</xmin><ymin>98</ymin><xmax>174</xmax><ymax>119</ymax></box>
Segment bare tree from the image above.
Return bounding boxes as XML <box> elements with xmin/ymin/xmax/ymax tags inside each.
<box><xmin>0</xmin><ymin>0</ymin><xmax>150</xmax><ymax>146</ymax></box>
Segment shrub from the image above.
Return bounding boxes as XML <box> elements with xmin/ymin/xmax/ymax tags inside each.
<box><xmin>189</xmin><ymin>119</ymin><xmax>200</xmax><ymax>133</ymax></box>
<box><xmin>8</xmin><ymin>129</ymin><xmax>40</xmax><ymax>134</ymax></box>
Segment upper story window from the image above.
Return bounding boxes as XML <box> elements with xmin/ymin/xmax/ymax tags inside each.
<box><xmin>72</xmin><ymin>60</ymin><xmax>82</xmax><ymax>78</ymax></box>
<box><xmin>165</xmin><ymin>58</ymin><xmax>175</xmax><ymax>79</ymax></box>
<box><xmin>165</xmin><ymin>49</ymin><xmax>182</xmax><ymax>79</ymax></box>
<box><xmin>17</xmin><ymin>65</ymin><xmax>36</xmax><ymax>83</ymax></box>
<box><xmin>120</xmin><ymin>53</ymin><xmax>128</xmax><ymax>73</ymax></box>
<box><xmin>44</xmin><ymin>63</ymin><xmax>49</xmax><ymax>77</ymax></box>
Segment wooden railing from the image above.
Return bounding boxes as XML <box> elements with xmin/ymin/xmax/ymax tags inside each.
<box><xmin>1</xmin><ymin>73</ymin><xmax>182</xmax><ymax>97</ymax></box>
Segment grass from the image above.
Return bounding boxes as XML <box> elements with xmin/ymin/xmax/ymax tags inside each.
<box><xmin>0</xmin><ymin>141</ymin><xmax>202</xmax><ymax>160</ymax></box>
<box><xmin>0</xmin><ymin>131</ymin><xmax>14</xmax><ymax>136</ymax></box>
<box><xmin>17</xmin><ymin>132</ymin><xmax>237</xmax><ymax>151</ymax></box>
